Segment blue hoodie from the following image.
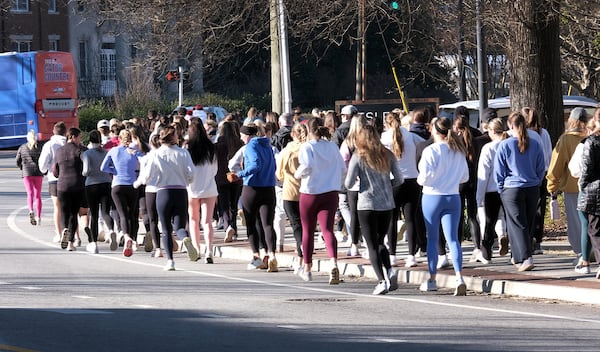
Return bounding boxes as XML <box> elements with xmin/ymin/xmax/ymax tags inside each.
<box><xmin>237</xmin><ymin>137</ymin><xmax>276</xmax><ymax>187</ymax></box>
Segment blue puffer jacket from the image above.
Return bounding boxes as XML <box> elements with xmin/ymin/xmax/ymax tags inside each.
<box><xmin>237</xmin><ymin>137</ymin><xmax>276</xmax><ymax>187</ymax></box>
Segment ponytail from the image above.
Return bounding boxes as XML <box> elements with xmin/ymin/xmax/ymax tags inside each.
<box><xmin>385</xmin><ymin>112</ymin><xmax>404</xmax><ymax>158</ymax></box>
<box><xmin>508</xmin><ymin>112</ymin><xmax>529</xmax><ymax>153</ymax></box>
<box><xmin>434</xmin><ymin>117</ymin><xmax>468</xmax><ymax>155</ymax></box>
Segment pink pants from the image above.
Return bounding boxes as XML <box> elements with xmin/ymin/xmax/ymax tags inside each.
<box><xmin>23</xmin><ymin>176</ymin><xmax>43</xmax><ymax>217</ymax></box>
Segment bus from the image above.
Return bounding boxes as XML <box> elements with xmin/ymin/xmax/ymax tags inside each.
<box><xmin>0</xmin><ymin>51</ymin><xmax>78</xmax><ymax>148</ymax></box>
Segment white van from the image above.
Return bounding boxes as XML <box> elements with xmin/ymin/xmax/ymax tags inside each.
<box><xmin>438</xmin><ymin>95</ymin><xmax>599</xmax><ymax>129</ymax></box>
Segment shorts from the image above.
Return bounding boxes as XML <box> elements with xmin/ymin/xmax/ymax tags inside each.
<box><xmin>48</xmin><ymin>182</ymin><xmax>58</xmax><ymax>197</ymax></box>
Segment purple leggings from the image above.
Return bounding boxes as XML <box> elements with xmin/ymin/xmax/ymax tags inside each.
<box><xmin>23</xmin><ymin>176</ymin><xmax>43</xmax><ymax>217</ymax></box>
<box><xmin>299</xmin><ymin>191</ymin><xmax>338</xmax><ymax>265</ymax></box>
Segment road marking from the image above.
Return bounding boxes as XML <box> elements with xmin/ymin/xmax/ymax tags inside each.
<box><xmin>200</xmin><ymin>313</ymin><xmax>229</xmax><ymax>319</ymax></box>
<box><xmin>375</xmin><ymin>338</ymin><xmax>407</xmax><ymax>343</ymax></box>
<box><xmin>72</xmin><ymin>295</ymin><xmax>94</xmax><ymax>299</ymax></box>
<box><xmin>40</xmin><ymin>309</ymin><xmax>113</xmax><ymax>315</ymax></box>
<box><xmin>18</xmin><ymin>287</ymin><xmax>41</xmax><ymax>290</ymax></box>
<box><xmin>133</xmin><ymin>305</ymin><xmax>154</xmax><ymax>309</ymax></box>
<box><xmin>8</xmin><ymin>204</ymin><xmax>600</xmax><ymax>325</ymax></box>
<box><xmin>278</xmin><ymin>325</ymin><xmax>304</xmax><ymax>330</ymax></box>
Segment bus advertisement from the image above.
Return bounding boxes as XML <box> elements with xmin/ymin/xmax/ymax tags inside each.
<box><xmin>0</xmin><ymin>51</ymin><xmax>78</xmax><ymax>148</ymax></box>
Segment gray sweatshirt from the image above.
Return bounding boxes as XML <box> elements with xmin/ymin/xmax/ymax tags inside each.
<box><xmin>344</xmin><ymin>149</ymin><xmax>403</xmax><ymax>211</ymax></box>
<box><xmin>82</xmin><ymin>145</ymin><xmax>113</xmax><ymax>186</ymax></box>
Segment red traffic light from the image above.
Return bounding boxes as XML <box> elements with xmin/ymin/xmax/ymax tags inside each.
<box><xmin>166</xmin><ymin>70</ymin><xmax>180</xmax><ymax>81</ymax></box>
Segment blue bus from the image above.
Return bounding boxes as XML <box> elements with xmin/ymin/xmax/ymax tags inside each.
<box><xmin>0</xmin><ymin>51</ymin><xmax>78</xmax><ymax>148</ymax></box>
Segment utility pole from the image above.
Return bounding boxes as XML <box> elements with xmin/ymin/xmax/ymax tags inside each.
<box><xmin>279</xmin><ymin>0</ymin><xmax>292</xmax><ymax>113</ymax></box>
<box><xmin>355</xmin><ymin>0</ymin><xmax>365</xmax><ymax>101</ymax></box>
<box><xmin>476</xmin><ymin>0</ymin><xmax>488</xmax><ymax>112</ymax></box>
<box><xmin>457</xmin><ymin>0</ymin><xmax>467</xmax><ymax>101</ymax></box>
<box><xmin>270</xmin><ymin>0</ymin><xmax>282</xmax><ymax>114</ymax></box>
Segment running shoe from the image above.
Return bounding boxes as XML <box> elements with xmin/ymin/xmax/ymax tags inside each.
<box><xmin>329</xmin><ymin>267</ymin><xmax>340</xmax><ymax>285</ymax></box>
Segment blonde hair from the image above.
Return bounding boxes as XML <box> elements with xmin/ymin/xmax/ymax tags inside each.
<box><xmin>118</xmin><ymin>129</ymin><xmax>132</xmax><ymax>146</ymax></box>
<box><xmin>385</xmin><ymin>112</ymin><xmax>404</xmax><ymax>159</ymax></box>
<box><xmin>345</xmin><ymin>115</ymin><xmax>368</xmax><ymax>151</ymax></box>
<box><xmin>355</xmin><ymin>124</ymin><xmax>390</xmax><ymax>173</ymax></box>
<box><xmin>487</xmin><ymin>118</ymin><xmax>508</xmax><ymax>140</ymax></box>
<box><xmin>26</xmin><ymin>130</ymin><xmax>37</xmax><ymax>149</ymax></box>
<box><xmin>292</xmin><ymin>123</ymin><xmax>308</xmax><ymax>143</ymax></box>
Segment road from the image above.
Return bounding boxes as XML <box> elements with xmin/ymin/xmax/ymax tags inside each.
<box><xmin>1</xmin><ymin>150</ymin><xmax>600</xmax><ymax>352</ymax></box>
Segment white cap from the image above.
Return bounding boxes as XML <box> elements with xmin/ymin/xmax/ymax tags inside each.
<box><xmin>341</xmin><ymin>105</ymin><xmax>357</xmax><ymax>115</ymax></box>
<box><xmin>97</xmin><ymin>119</ymin><xmax>109</xmax><ymax>129</ymax></box>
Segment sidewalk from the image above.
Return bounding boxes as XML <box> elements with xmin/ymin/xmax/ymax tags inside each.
<box><xmin>209</xmin><ymin>225</ymin><xmax>600</xmax><ymax>305</ymax></box>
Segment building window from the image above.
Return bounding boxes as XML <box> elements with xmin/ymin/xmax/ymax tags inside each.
<box><xmin>48</xmin><ymin>0</ymin><xmax>56</xmax><ymax>13</ymax></box>
<box><xmin>11</xmin><ymin>0</ymin><xmax>29</xmax><ymax>12</ymax></box>
<box><xmin>48</xmin><ymin>35</ymin><xmax>60</xmax><ymax>51</ymax></box>
<box><xmin>100</xmin><ymin>50</ymin><xmax>116</xmax><ymax>81</ymax></box>
<box><xmin>11</xmin><ymin>40</ymin><xmax>31</xmax><ymax>52</ymax></box>
<box><xmin>79</xmin><ymin>41</ymin><xmax>88</xmax><ymax>79</ymax></box>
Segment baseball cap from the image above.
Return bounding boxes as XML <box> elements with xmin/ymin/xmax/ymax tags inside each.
<box><xmin>569</xmin><ymin>107</ymin><xmax>588</xmax><ymax>122</ymax></box>
<box><xmin>97</xmin><ymin>119</ymin><xmax>110</xmax><ymax>129</ymax></box>
<box><xmin>341</xmin><ymin>105</ymin><xmax>358</xmax><ymax>115</ymax></box>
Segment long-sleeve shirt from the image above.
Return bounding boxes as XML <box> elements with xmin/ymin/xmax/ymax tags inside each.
<box><xmin>344</xmin><ymin>150</ymin><xmax>403</xmax><ymax>211</ymax></box>
<box><xmin>82</xmin><ymin>145</ymin><xmax>113</xmax><ymax>186</ymax></box>
<box><xmin>136</xmin><ymin>144</ymin><xmax>194</xmax><ymax>190</ymax></box>
<box><xmin>546</xmin><ymin>131</ymin><xmax>585</xmax><ymax>194</ymax></box>
<box><xmin>295</xmin><ymin>139</ymin><xmax>346</xmax><ymax>195</ymax></box>
<box><xmin>380</xmin><ymin>126</ymin><xmax>424</xmax><ymax>179</ymax></box>
<box><xmin>493</xmin><ymin>136</ymin><xmax>545</xmax><ymax>191</ymax></box>
<box><xmin>53</xmin><ymin>142</ymin><xmax>86</xmax><ymax>193</ymax></box>
<box><xmin>476</xmin><ymin>140</ymin><xmax>501</xmax><ymax>206</ymax></box>
<box><xmin>276</xmin><ymin>140</ymin><xmax>302</xmax><ymax>201</ymax></box>
<box><xmin>188</xmin><ymin>156</ymin><xmax>218</xmax><ymax>198</ymax></box>
<box><xmin>100</xmin><ymin>145</ymin><xmax>142</xmax><ymax>187</ymax></box>
<box><xmin>417</xmin><ymin>142</ymin><xmax>469</xmax><ymax>195</ymax></box>
<box><xmin>38</xmin><ymin>134</ymin><xmax>66</xmax><ymax>183</ymax></box>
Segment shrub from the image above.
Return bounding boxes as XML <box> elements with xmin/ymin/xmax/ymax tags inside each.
<box><xmin>78</xmin><ymin>100</ymin><xmax>116</xmax><ymax>132</ymax></box>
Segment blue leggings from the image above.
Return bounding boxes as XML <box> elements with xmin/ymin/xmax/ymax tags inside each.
<box><xmin>421</xmin><ymin>194</ymin><xmax>463</xmax><ymax>275</ymax></box>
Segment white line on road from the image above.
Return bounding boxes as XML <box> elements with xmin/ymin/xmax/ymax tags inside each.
<box><xmin>72</xmin><ymin>295</ymin><xmax>94</xmax><ymax>299</ymax></box>
<box><xmin>19</xmin><ymin>287</ymin><xmax>42</xmax><ymax>290</ymax></box>
<box><xmin>7</xmin><ymin>204</ymin><xmax>600</xmax><ymax>325</ymax></box>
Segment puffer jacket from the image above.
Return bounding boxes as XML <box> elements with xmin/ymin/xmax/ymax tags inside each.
<box><xmin>577</xmin><ymin>135</ymin><xmax>600</xmax><ymax>216</ymax></box>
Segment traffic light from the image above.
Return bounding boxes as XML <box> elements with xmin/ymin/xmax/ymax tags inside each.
<box><xmin>166</xmin><ymin>70</ymin><xmax>180</xmax><ymax>81</ymax></box>
<box><xmin>389</xmin><ymin>1</ymin><xmax>399</xmax><ymax>10</ymax></box>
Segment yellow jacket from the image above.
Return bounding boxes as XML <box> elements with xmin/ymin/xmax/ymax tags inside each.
<box><xmin>546</xmin><ymin>131</ymin><xmax>585</xmax><ymax>194</ymax></box>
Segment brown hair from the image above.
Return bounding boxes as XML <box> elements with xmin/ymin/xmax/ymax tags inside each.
<box><xmin>307</xmin><ymin>118</ymin><xmax>330</xmax><ymax>140</ymax></box>
<box><xmin>508</xmin><ymin>112</ymin><xmax>529</xmax><ymax>153</ymax></box>
<box><xmin>452</xmin><ymin>115</ymin><xmax>474</xmax><ymax>162</ymax></box>
<box><xmin>433</xmin><ymin>117</ymin><xmax>468</xmax><ymax>155</ymax></box>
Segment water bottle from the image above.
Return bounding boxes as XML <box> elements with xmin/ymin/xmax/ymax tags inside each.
<box><xmin>550</xmin><ymin>195</ymin><xmax>560</xmax><ymax>220</ymax></box>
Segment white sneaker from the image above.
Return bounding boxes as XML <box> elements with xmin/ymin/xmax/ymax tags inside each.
<box><xmin>52</xmin><ymin>233</ymin><xmax>61</xmax><ymax>243</ymax></box>
<box><xmin>575</xmin><ymin>264</ymin><xmax>591</xmax><ymax>274</ymax></box>
<box><xmin>476</xmin><ymin>251</ymin><xmax>490</xmax><ymax>264</ymax></box>
<box><xmin>419</xmin><ymin>279</ymin><xmax>437</xmax><ymax>292</ymax></box>
<box><xmin>518</xmin><ymin>257</ymin><xmax>535</xmax><ymax>272</ymax></box>
<box><xmin>86</xmin><ymin>242</ymin><xmax>98</xmax><ymax>254</ymax></box>
<box><xmin>373</xmin><ymin>280</ymin><xmax>389</xmax><ymax>295</ymax></box>
<box><xmin>299</xmin><ymin>270</ymin><xmax>312</xmax><ymax>282</ymax></box>
<box><xmin>247</xmin><ymin>257</ymin><xmax>264</xmax><ymax>270</ymax></box>
<box><xmin>74</xmin><ymin>238</ymin><xmax>82</xmax><ymax>247</ymax></box>
<box><xmin>437</xmin><ymin>255</ymin><xmax>449</xmax><ymax>269</ymax></box>
<box><xmin>347</xmin><ymin>245</ymin><xmax>360</xmax><ymax>257</ymax></box>
<box><xmin>334</xmin><ymin>231</ymin><xmax>347</xmax><ymax>243</ymax></box>
<box><xmin>454</xmin><ymin>277</ymin><xmax>467</xmax><ymax>296</ymax></box>
<box><xmin>405</xmin><ymin>255</ymin><xmax>417</xmax><ymax>268</ymax></box>
<box><xmin>36</xmin><ymin>217</ymin><xmax>41</xmax><ymax>226</ymax></box>
<box><xmin>415</xmin><ymin>249</ymin><xmax>426</xmax><ymax>258</ymax></box>
<box><xmin>389</xmin><ymin>255</ymin><xmax>397</xmax><ymax>266</ymax></box>
<box><xmin>469</xmin><ymin>248</ymin><xmax>481</xmax><ymax>263</ymax></box>
<box><xmin>164</xmin><ymin>260</ymin><xmax>175</xmax><ymax>271</ymax></box>
<box><xmin>131</xmin><ymin>241</ymin><xmax>139</xmax><ymax>252</ymax></box>
<box><xmin>67</xmin><ymin>242</ymin><xmax>76</xmax><ymax>252</ymax></box>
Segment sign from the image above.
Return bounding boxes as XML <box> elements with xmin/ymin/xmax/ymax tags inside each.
<box><xmin>335</xmin><ymin>98</ymin><xmax>439</xmax><ymax>122</ymax></box>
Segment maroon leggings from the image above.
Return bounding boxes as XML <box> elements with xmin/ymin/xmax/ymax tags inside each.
<box><xmin>299</xmin><ymin>191</ymin><xmax>338</xmax><ymax>265</ymax></box>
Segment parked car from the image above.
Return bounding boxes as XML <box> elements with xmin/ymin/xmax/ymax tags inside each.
<box><xmin>438</xmin><ymin>95</ymin><xmax>599</xmax><ymax>129</ymax></box>
<box><xmin>172</xmin><ymin>105</ymin><xmax>229</xmax><ymax>122</ymax></box>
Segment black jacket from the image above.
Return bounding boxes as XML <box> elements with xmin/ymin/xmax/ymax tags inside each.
<box><xmin>271</xmin><ymin>126</ymin><xmax>292</xmax><ymax>152</ymax></box>
<box><xmin>16</xmin><ymin>143</ymin><xmax>44</xmax><ymax>177</ymax></box>
<box><xmin>578</xmin><ymin>135</ymin><xmax>600</xmax><ymax>216</ymax></box>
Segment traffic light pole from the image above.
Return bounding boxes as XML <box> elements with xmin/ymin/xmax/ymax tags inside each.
<box><xmin>178</xmin><ymin>66</ymin><xmax>184</xmax><ymax>107</ymax></box>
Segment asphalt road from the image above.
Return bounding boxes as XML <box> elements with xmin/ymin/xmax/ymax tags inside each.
<box><xmin>1</xmin><ymin>150</ymin><xmax>600</xmax><ymax>352</ymax></box>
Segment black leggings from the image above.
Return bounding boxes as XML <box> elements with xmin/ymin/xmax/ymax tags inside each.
<box><xmin>85</xmin><ymin>183</ymin><xmax>114</xmax><ymax>242</ymax></box>
<box><xmin>347</xmin><ymin>190</ymin><xmax>361</xmax><ymax>245</ymax></box>
<box><xmin>111</xmin><ymin>185</ymin><xmax>139</xmax><ymax>239</ymax></box>
<box><xmin>156</xmin><ymin>188</ymin><xmax>189</xmax><ymax>260</ymax></box>
<box><xmin>217</xmin><ymin>182</ymin><xmax>242</xmax><ymax>232</ymax></box>
<box><xmin>145</xmin><ymin>191</ymin><xmax>160</xmax><ymax>249</ymax></box>
<box><xmin>358</xmin><ymin>209</ymin><xmax>393</xmax><ymax>281</ymax></box>
<box><xmin>481</xmin><ymin>192</ymin><xmax>503</xmax><ymax>259</ymax></box>
<box><xmin>387</xmin><ymin>178</ymin><xmax>423</xmax><ymax>256</ymax></box>
<box><xmin>284</xmin><ymin>200</ymin><xmax>303</xmax><ymax>257</ymax></box>
<box><xmin>459</xmin><ymin>182</ymin><xmax>481</xmax><ymax>246</ymax></box>
<box><xmin>241</xmin><ymin>186</ymin><xmax>276</xmax><ymax>254</ymax></box>
<box><xmin>58</xmin><ymin>190</ymin><xmax>83</xmax><ymax>241</ymax></box>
